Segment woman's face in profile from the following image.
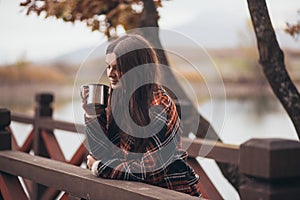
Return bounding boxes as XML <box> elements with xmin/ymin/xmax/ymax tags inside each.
<box><xmin>106</xmin><ymin>53</ymin><xmax>120</xmax><ymax>89</ymax></box>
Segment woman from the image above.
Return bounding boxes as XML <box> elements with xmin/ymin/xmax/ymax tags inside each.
<box><xmin>82</xmin><ymin>34</ymin><xmax>201</xmax><ymax>197</ymax></box>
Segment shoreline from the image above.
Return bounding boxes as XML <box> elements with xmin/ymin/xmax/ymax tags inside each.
<box><xmin>1</xmin><ymin>81</ymin><xmax>299</xmax><ymax>112</ymax></box>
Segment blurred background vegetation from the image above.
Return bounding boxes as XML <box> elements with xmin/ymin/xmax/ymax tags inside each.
<box><xmin>1</xmin><ymin>45</ymin><xmax>299</xmax><ymax>111</ymax></box>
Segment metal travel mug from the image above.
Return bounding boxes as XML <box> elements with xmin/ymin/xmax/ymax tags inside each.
<box><xmin>81</xmin><ymin>84</ymin><xmax>109</xmax><ymax>109</ymax></box>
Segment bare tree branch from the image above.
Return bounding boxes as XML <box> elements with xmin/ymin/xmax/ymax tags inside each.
<box><xmin>247</xmin><ymin>0</ymin><xmax>300</xmax><ymax>138</ymax></box>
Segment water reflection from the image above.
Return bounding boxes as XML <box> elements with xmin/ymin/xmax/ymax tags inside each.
<box><xmin>199</xmin><ymin>97</ymin><xmax>298</xmax><ymax>145</ymax></box>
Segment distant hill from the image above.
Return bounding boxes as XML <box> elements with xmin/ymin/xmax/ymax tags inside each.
<box><xmin>45</xmin><ymin>44</ymin><xmax>300</xmax><ymax>86</ymax></box>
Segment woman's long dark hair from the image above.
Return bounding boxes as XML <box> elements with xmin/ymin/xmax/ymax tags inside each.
<box><xmin>106</xmin><ymin>34</ymin><xmax>159</xmax><ymax>153</ymax></box>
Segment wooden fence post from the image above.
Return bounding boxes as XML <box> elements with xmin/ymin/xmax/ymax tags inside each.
<box><xmin>0</xmin><ymin>108</ymin><xmax>11</xmax><ymax>151</ymax></box>
<box><xmin>0</xmin><ymin>108</ymin><xmax>28</xmax><ymax>200</ymax></box>
<box><xmin>32</xmin><ymin>93</ymin><xmax>54</xmax><ymax>200</ymax></box>
<box><xmin>239</xmin><ymin>138</ymin><xmax>300</xmax><ymax>200</ymax></box>
<box><xmin>33</xmin><ymin>93</ymin><xmax>54</xmax><ymax>156</ymax></box>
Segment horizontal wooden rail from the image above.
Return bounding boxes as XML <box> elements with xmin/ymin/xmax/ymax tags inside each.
<box><xmin>11</xmin><ymin>113</ymin><xmax>85</xmax><ymax>134</ymax></box>
<box><xmin>38</xmin><ymin>118</ymin><xmax>85</xmax><ymax>134</ymax></box>
<box><xmin>182</xmin><ymin>137</ymin><xmax>240</xmax><ymax>165</ymax></box>
<box><xmin>11</xmin><ymin>112</ymin><xmax>240</xmax><ymax>165</ymax></box>
<box><xmin>11</xmin><ymin>112</ymin><xmax>35</xmax><ymax>125</ymax></box>
<box><xmin>0</xmin><ymin>151</ymin><xmax>198</xmax><ymax>200</ymax></box>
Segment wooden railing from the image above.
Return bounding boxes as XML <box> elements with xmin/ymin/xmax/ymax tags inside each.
<box><xmin>1</xmin><ymin>93</ymin><xmax>300</xmax><ymax>199</ymax></box>
<box><xmin>6</xmin><ymin>94</ymin><xmax>89</xmax><ymax>200</ymax></box>
<box><xmin>0</xmin><ymin>150</ymin><xmax>197</xmax><ymax>200</ymax></box>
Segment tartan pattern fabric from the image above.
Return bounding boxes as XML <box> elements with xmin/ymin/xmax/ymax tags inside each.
<box><xmin>85</xmin><ymin>86</ymin><xmax>200</xmax><ymax>197</ymax></box>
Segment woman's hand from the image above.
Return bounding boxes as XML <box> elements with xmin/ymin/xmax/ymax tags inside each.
<box><xmin>87</xmin><ymin>154</ymin><xmax>96</xmax><ymax>170</ymax></box>
<box><xmin>81</xmin><ymin>85</ymin><xmax>90</xmax><ymax>113</ymax></box>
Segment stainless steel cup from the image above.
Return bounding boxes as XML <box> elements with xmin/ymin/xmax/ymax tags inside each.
<box><xmin>81</xmin><ymin>84</ymin><xmax>109</xmax><ymax>109</ymax></box>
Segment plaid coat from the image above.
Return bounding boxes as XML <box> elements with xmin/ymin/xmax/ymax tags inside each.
<box><xmin>85</xmin><ymin>87</ymin><xmax>200</xmax><ymax>197</ymax></box>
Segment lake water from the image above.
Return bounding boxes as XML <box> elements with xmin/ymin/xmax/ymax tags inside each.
<box><xmin>10</xmin><ymin>98</ymin><xmax>298</xmax><ymax>199</ymax></box>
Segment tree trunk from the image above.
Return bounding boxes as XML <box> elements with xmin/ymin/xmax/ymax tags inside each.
<box><xmin>247</xmin><ymin>0</ymin><xmax>300</xmax><ymax>138</ymax></box>
<box><xmin>138</xmin><ymin>0</ymin><xmax>218</xmax><ymax>139</ymax></box>
<box><xmin>138</xmin><ymin>0</ymin><xmax>243</xmax><ymax>193</ymax></box>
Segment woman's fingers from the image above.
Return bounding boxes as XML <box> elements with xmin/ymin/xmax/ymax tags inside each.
<box><xmin>82</xmin><ymin>92</ymin><xmax>89</xmax><ymax>103</ymax></box>
<box><xmin>80</xmin><ymin>85</ymin><xmax>89</xmax><ymax>100</ymax></box>
<box><xmin>81</xmin><ymin>86</ymin><xmax>89</xmax><ymax>111</ymax></box>
<box><xmin>87</xmin><ymin>155</ymin><xmax>91</xmax><ymax>169</ymax></box>
<box><xmin>87</xmin><ymin>154</ymin><xmax>96</xmax><ymax>169</ymax></box>
<box><xmin>81</xmin><ymin>86</ymin><xmax>105</xmax><ymax>116</ymax></box>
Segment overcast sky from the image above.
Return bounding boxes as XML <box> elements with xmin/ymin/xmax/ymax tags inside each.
<box><xmin>0</xmin><ymin>0</ymin><xmax>299</xmax><ymax>65</ymax></box>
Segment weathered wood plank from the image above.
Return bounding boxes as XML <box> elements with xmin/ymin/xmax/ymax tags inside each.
<box><xmin>0</xmin><ymin>151</ymin><xmax>198</xmax><ymax>200</ymax></box>
<box><xmin>183</xmin><ymin>138</ymin><xmax>239</xmax><ymax>164</ymax></box>
<box><xmin>0</xmin><ymin>172</ymin><xmax>28</xmax><ymax>200</ymax></box>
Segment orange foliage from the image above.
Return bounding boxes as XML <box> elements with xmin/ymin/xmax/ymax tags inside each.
<box><xmin>20</xmin><ymin>0</ymin><xmax>163</xmax><ymax>38</ymax></box>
